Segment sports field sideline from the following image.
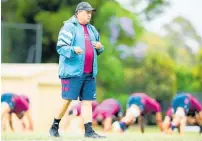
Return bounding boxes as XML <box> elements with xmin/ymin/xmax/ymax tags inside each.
<box><xmin>2</xmin><ymin>127</ymin><xmax>201</xmax><ymax>141</ymax></box>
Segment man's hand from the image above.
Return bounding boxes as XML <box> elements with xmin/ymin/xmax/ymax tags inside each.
<box><xmin>93</xmin><ymin>42</ymin><xmax>102</xmax><ymax>49</ymax></box>
<box><xmin>28</xmin><ymin>125</ymin><xmax>34</xmax><ymax>131</ymax></box>
<box><xmin>24</xmin><ymin>110</ymin><xmax>34</xmax><ymax>132</ymax></box>
<box><xmin>74</xmin><ymin>47</ymin><xmax>83</xmax><ymax>54</ymax></box>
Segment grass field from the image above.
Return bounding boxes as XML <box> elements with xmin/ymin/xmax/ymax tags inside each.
<box><xmin>2</xmin><ymin>127</ymin><xmax>202</xmax><ymax>141</ymax></box>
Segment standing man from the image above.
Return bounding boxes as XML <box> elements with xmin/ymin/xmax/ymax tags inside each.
<box><xmin>49</xmin><ymin>2</ymin><xmax>105</xmax><ymax>138</ymax></box>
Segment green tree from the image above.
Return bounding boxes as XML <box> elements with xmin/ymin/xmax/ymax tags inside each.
<box><xmin>192</xmin><ymin>48</ymin><xmax>202</xmax><ymax>92</ymax></box>
<box><xmin>125</xmin><ymin>52</ymin><xmax>176</xmax><ymax>103</ymax></box>
<box><xmin>2</xmin><ymin>0</ymin><xmax>171</xmax><ymax>62</ymax></box>
<box><xmin>175</xmin><ymin>65</ymin><xmax>194</xmax><ymax>92</ymax></box>
<box><xmin>163</xmin><ymin>16</ymin><xmax>202</xmax><ymax>67</ymax></box>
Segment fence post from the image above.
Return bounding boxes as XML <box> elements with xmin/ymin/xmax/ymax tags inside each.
<box><xmin>35</xmin><ymin>24</ymin><xmax>43</xmax><ymax>63</ymax></box>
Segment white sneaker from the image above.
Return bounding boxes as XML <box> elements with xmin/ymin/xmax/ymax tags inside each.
<box><xmin>112</xmin><ymin>121</ymin><xmax>121</xmax><ymax>132</ymax></box>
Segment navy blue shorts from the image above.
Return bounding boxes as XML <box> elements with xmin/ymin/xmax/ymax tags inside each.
<box><xmin>61</xmin><ymin>73</ymin><xmax>96</xmax><ymax>101</ymax></box>
<box><xmin>1</xmin><ymin>93</ymin><xmax>15</xmax><ymax>110</ymax></box>
<box><xmin>127</xmin><ymin>96</ymin><xmax>144</xmax><ymax>111</ymax></box>
<box><xmin>172</xmin><ymin>94</ymin><xmax>190</xmax><ymax>114</ymax></box>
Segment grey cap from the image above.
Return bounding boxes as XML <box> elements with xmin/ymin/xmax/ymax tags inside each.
<box><xmin>75</xmin><ymin>2</ymin><xmax>96</xmax><ymax>12</ymax></box>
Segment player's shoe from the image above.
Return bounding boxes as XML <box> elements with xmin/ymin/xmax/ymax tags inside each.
<box><xmin>49</xmin><ymin>125</ymin><xmax>60</xmax><ymax>137</ymax></box>
<box><xmin>112</xmin><ymin>121</ymin><xmax>122</xmax><ymax>132</ymax></box>
<box><xmin>85</xmin><ymin>130</ymin><xmax>106</xmax><ymax>138</ymax></box>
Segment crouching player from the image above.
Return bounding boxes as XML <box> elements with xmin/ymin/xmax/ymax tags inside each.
<box><xmin>1</xmin><ymin>93</ymin><xmax>33</xmax><ymax>132</ymax></box>
<box><xmin>93</xmin><ymin>99</ymin><xmax>123</xmax><ymax>131</ymax></box>
<box><xmin>168</xmin><ymin>93</ymin><xmax>202</xmax><ymax>134</ymax></box>
<box><xmin>65</xmin><ymin>101</ymin><xmax>98</xmax><ymax>132</ymax></box>
<box><xmin>163</xmin><ymin>107</ymin><xmax>202</xmax><ymax>134</ymax></box>
<box><xmin>112</xmin><ymin>93</ymin><xmax>163</xmax><ymax>133</ymax></box>
<box><xmin>68</xmin><ymin>101</ymin><xmax>98</xmax><ymax>117</ymax></box>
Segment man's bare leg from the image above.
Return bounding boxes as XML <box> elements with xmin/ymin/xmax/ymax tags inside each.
<box><xmin>49</xmin><ymin>98</ymin><xmax>71</xmax><ymax>137</ymax></box>
<box><xmin>81</xmin><ymin>100</ymin><xmax>105</xmax><ymax>138</ymax></box>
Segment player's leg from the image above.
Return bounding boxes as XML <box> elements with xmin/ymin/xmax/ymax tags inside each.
<box><xmin>1</xmin><ymin>94</ymin><xmax>13</xmax><ymax>120</ymax></box>
<box><xmin>81</xmin><ymin>74</ymin><xmax>105</xmax><ymax>138</ymax></box>
<box><xmin>1</xmin><ymin>102</ymin><xmax>11</xmax><ymax>120</ymax></box>
<box><xmin>170</xmin><ymin>95</ymin><xmax>188</xmax><ymax>134</ymax></box>
<box><xmin>49</xmin><ymin>77</ymin><xmax>83</xmax><ymax>137</ymax></box>
<box><xmin>156</xmin><ymin>112</ymin><xmax>163</xmax><ymax>131</ymax></box>
<box><xmin>124</xmin><ymin>105</ymin><xmax>140</xmax><ymax>123</ymax></box>
<box><xmin>103</xmin><ymin>117</ymin><xmax>113</xmax><ymax>131</ymax></box>
<box><xmin>112</xmin><ymin>105</ymin><xmax>138</xmax><ymax>132</ymax></box>
<box><xmin>170</xmin><ymin>107</ymin><xmax>185</xmax><ymax>134</ymax></box>
<box><xmin>163</xmin><ymin>116</ymin><xmax>172</xmax><ymax>133</ymax></box>
<box><xmin>179</xmin><ymin>116</ymin><xmax>187</xmax><ymax>135</ymax></box>
<box><xmin>64</xmin><ymin>100</ymin><xmax>81</xmax><ymax>131</ymax></box>
<box><xmin>65</xmin><ymin>109</ymin><xmax>76</xmax><ymax>130</ymax></box>
<box><xmin>195</xmin><ymin>112</ymin><xmax>202</xmax><ymax>133</ymax></box>
<box><xmin>67</xmin><ymin>115</ymin><xmax>84</xmax><ymax>133</ymax></box>
<box><xmin>169</xmin><ymin>117</ymin><xmax>180</xmax><ymax>134</ymax></box>
<box><xmin>187</xmin><ymin>116</ymin><xmax>197</xmax><ymax>125</ymax></box>
<box><xmin>195</xmin><ymin>112</ymin><xmax>202</xmax><ymax>125</ymax></box>
<box><xmin>1</xmin><ymin>112</ymin><xmax>9</xmax><ymax>132</ymax></box>
<box><xmin>1</xmin><ymin>94</ymin><xmax>15</xmax><ymax>132</ymax></box>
